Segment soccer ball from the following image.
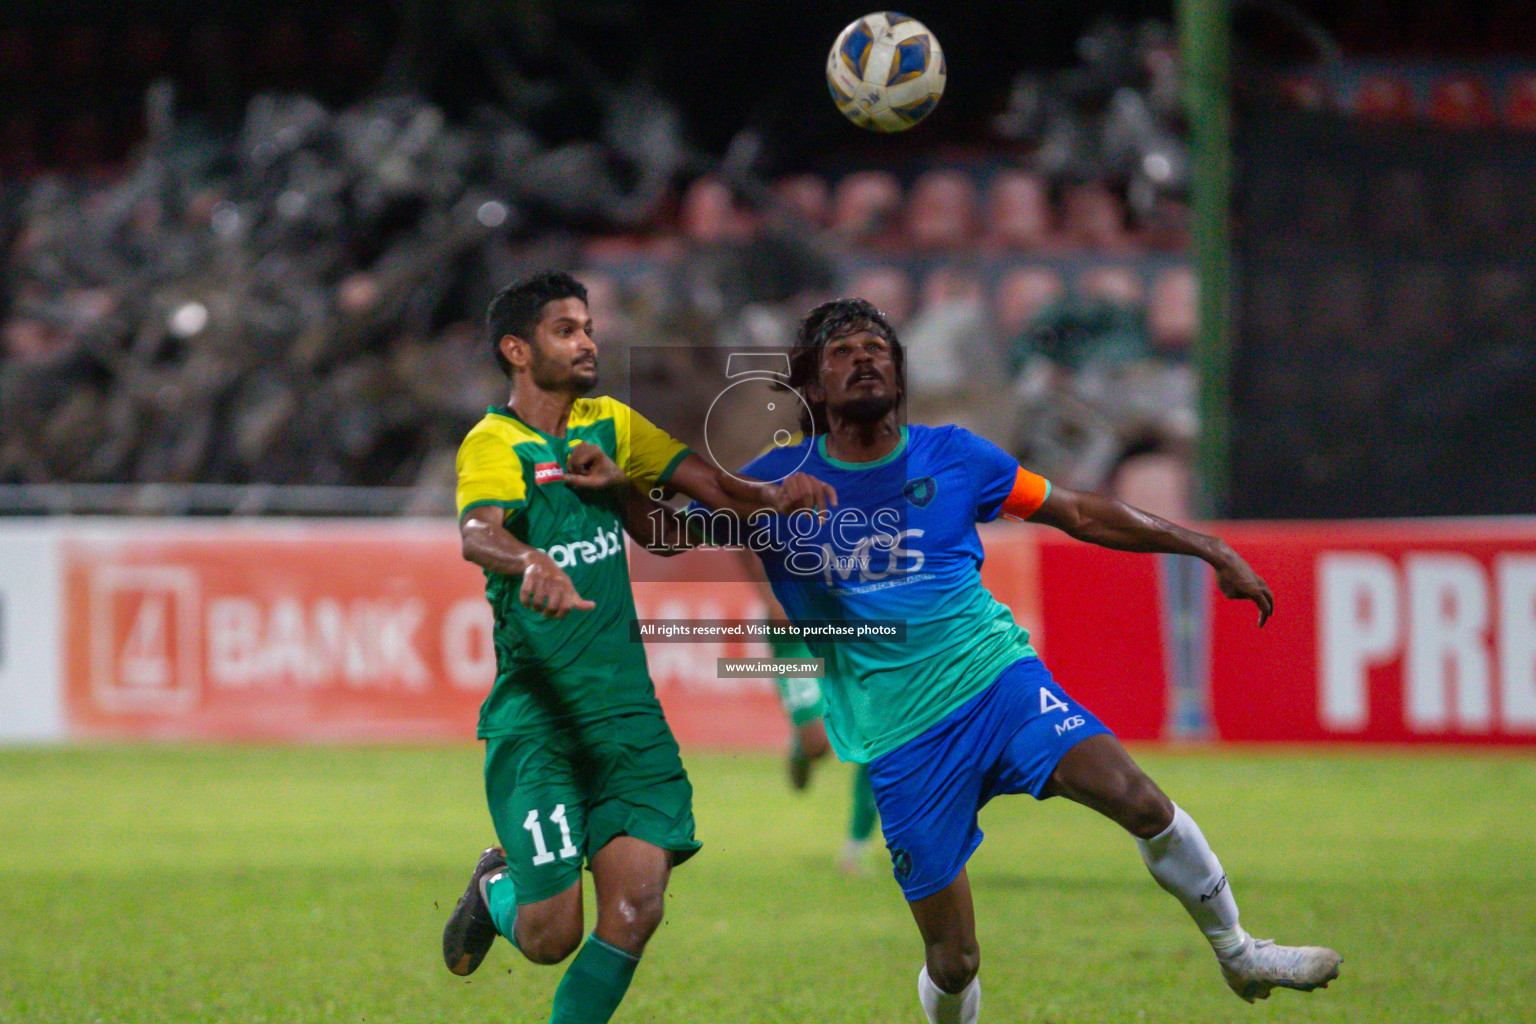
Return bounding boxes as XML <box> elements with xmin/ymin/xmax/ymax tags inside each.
<box><xmin>826</xmin><ymin>12</ymin><xmax>946</xmax><ymax>133</ymax></box>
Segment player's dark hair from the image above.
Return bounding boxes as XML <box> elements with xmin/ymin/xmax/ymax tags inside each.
<box><xmin>788</xmin><ymin>297</ymin><xmax>905</xmax><ymax>435</ymax></box>
<box><xmin>485</xmin><ymin>271</ymin><xmax>589</xmax><ymax>377</ymax></box>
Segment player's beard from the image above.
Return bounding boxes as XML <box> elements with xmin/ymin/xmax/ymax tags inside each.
<box><xmin>530</xmin><ymin>345</ymin><xmax>599</xmax><ymax>394</ymax></box>
<box><xmin>830</xmin><ymin>390</ymin><xmax>901</xmax><ymax>425</ymax></box>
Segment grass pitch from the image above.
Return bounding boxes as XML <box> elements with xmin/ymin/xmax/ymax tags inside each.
<box><xmin>1</xmin><ymin>743</ymin><xmax>1532</xmax><ymax>1023</ymax></box>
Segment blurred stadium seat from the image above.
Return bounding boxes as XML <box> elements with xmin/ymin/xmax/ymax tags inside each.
<box><xmin>982</xmin><ymin>170</ymin><xmax>1053</xmax><ymax>251</ymax></box>
<box><xmin>1501</xmin><ymin>72</ymin><xmax>1536</xmax><ymax>129</ymax></box>
<box><xmin>1110</xmin><ymin>452</ymin><xmax>1191</xmax><ymax>521</ymax></box>
<box><xmin>830</xmin><ymin>170</ymin><xmax>903</xmax><ymax>246</ymax></box>
<box><xmin>1140</xmin><ymin>195</ymin><xmax>1191</xmax><ymax>252</ymax></box>
<box><xmin>1</xmin><ymin>318</ymin><xmax>57</xmax><ymax>362</ymax></box>
<box><xmin>1429</xmin><ymin>76</ymin><xmax>1495</xmax><ymax>128</ymax></box>
<box><xmin>1062</xmin><ymin>182</ymin><xmax>1130</xmax><ymax>251</ymax></box>
<box><xmin>1080</xmin><ymin>264</ymin><xmax>1144</xmax><ymax>307</ymax></box>
<box><xmin>905</xmin><ymin>265</ymin><xmax>997</xmax><ymax>432</ymax></box>
<box><xmin>993</xmin><ymin>266</ymin><xmax>1064</xmax><ymax>338</ymax></box>
<box><xmin>573</xmin><ymin>269</ymin><xmax>632</xmax><ymax>347</ymax></box>
<box><xmin>1277</xmin><ymin>74</ymin><xmax>1326</xmax><ymax>110</ymax></box>
<box><xmin>771</xmin><ymin>174</ymin><xmax>830</xmax><ymax>229</ymax></box>
<box><xmin>917</xmin><ymin>263</ymin><xmax>986</xmax><ymax>309</ymax></box>
<box><xmin>845</xmin><ymin>264</ymin><xmax>914</xmax><ymax>326</ymax></box>
<box><xmin>680</xmin><ymin>177</ymin><xmax>754</xmax><ymax>244</ymax></box>
<box><xmin>1354</xmin><ymin>74</ymin><xmax>1415</xmax><ymax>121</ymax></box>
<box><xmin>905</xmin><ymin>169</ymin><xmax>977</xmax><ymax>251</ymax></box>
<box><xmin>1147</xmin><ymin>266</ymin><xmax>1198</xmax><ymax>356</ymax></box>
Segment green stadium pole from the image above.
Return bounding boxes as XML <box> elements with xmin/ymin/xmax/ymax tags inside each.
<box><xmin>1178</xmin><ymin>0</ymin><xmax>1233</xmax><ymax>518</ymax></box>
<box><xmin>1167</xmin><ymin>0</ymin><xmax>1232</xmax><ymax>741</ymax></box>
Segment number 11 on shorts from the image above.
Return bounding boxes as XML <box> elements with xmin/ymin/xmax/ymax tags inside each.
<box><xmin>523</xmin><ymin>805</ymin><xmax>579</xmax><ymax>865</ymax></box>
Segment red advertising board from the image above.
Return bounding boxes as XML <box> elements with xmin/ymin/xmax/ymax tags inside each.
<box><xmin>1208</xmin><ymin>520</ymin><xmax>1536</xmax><ymax>744</ymax></box>
<box><xmin>1032</xmin><ymin>531</ymin><xmax>1168</xmax><ymax>740</ymax></box>
<box><xmin>58</xmin><ymin>525</ymin><xmax>797</xmax><ymax>746</ymax></box>
<box><xmin>49</xmin><ymin>517</ymin><xmax>1536</xmax><ymax>747</ymax></box>
<box><xmin>62</xmin><ymin>524</ymin><xmax>490</xmax><ymax>742</ymax></box>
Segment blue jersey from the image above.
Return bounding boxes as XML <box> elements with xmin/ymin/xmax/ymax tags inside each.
<box><xmin>716</xmin><ymin>425</ymin><xmax>1051</xmax><ymax>762</ymax></box>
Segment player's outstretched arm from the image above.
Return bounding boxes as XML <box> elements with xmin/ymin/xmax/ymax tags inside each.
<box><xmin>1026</xmin><ymin>485</ymin><xmax>1274</xmax><ymax>626</ymax></box>
<box><xmin>459</xmin><ymin>506</ymin><xmax>596</xmax><ymax>618</ymax></box>
<box><xmin>668</xmin><ymin>454</ymin><xmax>838</xmax><ymax>518</ymax></box>
<box><xmin>617</xmin><ymin>485</ymin><xmax>705</xmax><ymax>557</ymax></box>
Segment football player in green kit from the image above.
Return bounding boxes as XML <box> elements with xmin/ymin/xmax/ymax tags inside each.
<box><xmin>440</xmin><ymin>271</ymin><xmax>834</xmax><ymax>1024</ymax></box>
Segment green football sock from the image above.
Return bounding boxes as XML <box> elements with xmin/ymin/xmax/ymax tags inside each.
<box><xmin>549</xmin><ymin>934</ymin><xmax>640</xmax><ymax>1024</ymax></box>
<box><xmin>484</xmin><ymin>871</ymin><xmax>520</xmax><ymax>947</ymax></box>
<box><xmin>849</xmin><ymin>763</ymin><xmax>879</xmax><ymax>843</ymax></box>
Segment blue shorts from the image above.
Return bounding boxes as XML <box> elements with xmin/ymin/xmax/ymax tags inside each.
<box><xmin>866</xmin><ymin>657</ymin><xmax>1111</xmax><ymax>901</ymax></box>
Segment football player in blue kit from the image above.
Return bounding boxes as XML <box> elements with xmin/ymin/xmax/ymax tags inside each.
<box><xmin>704</xmin><ymin>298</ymin><xmax>1342</xmax><ymax>1023</ymax></box>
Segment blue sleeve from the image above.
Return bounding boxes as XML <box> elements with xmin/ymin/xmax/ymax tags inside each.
<box><xmin>958</xmin><ymin>428</ymin><xmax>1025</xmax><ymax>522</ymax></box>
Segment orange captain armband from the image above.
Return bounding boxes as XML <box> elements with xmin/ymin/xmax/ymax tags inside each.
<box><xmin>999</xmin><ymin>467</ymin><xmax>1051</xmax><ymax>521</ymax></box>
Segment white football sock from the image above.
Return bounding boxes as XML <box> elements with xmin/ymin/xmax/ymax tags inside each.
<box><xmin>1136</xmin><ymin>804</ymin><xmax>1250</xmax><ymax>958</ymax></box>
<box><xmin>918</xmin><ymin>966</ymin><xmax>981</xmax><ymax>1024</ymax></box>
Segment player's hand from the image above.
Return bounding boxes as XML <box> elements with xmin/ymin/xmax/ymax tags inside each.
<box><xmin>565</xmin><ymin>441</ymin><xmax>627</xmax><ymax>491</ymax></box>
<box><xmin>763</xmin><ymin>472</ymin><xmax>839</xmax><ymax>518</ymax></box>
<box><xmin>1213</xmin><ymin>552</ymin><xmax>1274</xmax><ymax>627</ymax></box>
<box><xmin>518</xmin><ymin>551</ymin><xmax>596</xmax><ymax>619</ymax></box>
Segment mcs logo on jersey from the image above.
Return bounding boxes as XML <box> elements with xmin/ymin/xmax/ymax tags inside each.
<box><xmin>545</xmin><ymin>527</ymin><xmax>624</xmax><ymax>569</ymax></box>
<box><xmin>822</xmin><ymin>528</ymin><xmax>927</xmax><ymax>584</ymax></box>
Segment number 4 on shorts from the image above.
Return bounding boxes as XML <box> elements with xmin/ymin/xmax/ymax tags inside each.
<box><xmin>1040</xmin><ymin>687</ymin><xmax>1069</xmax><ymax>715</ymax></box>
<box><xmin>523</xmin><ymin>805</ymin><xmax>579</xmax><ymax>866</ymax></box>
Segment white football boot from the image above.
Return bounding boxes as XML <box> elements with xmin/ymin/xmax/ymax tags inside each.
<box><xmin>1218</xmin><ymin>938</ymin><xmax>1342</xmax><ymax>1002</ymax></box>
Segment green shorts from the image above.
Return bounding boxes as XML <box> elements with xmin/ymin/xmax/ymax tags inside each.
<box><xmin>771</xmin><ymin>638</ymin><xmax>825</xmax><ymax>726</ymax></box>
<box><xmin>483</xmin><ymin>710</ymin><xmax>700</xmax><ymax>905</ymax></box>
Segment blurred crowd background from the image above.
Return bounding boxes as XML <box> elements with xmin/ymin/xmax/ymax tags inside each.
<box><xmin>2</xmin><ymin>0</ymin><xmax>1533</xmax><ymax>519</ymax></box>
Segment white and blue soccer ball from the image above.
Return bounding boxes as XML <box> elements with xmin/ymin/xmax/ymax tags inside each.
<box><xmin>826</xmin><ymin>12</ymin><xmax>947</xmax><ymax>133</ymax></box>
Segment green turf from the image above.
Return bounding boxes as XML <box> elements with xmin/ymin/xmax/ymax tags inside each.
<box><xmin>1</xmin><ymin>744</ymin><xmax>1532</xmax><ymax>1023</ymax></box>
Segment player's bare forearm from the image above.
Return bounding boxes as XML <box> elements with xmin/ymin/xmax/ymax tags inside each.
<box><xmin>668</xmin><ymin>454</ymin><xmax>837</xmax><ymax>517</ymax></box>
<box><xmin>1030</xmin><ymin>487</ymin><xmax>1222</xmax><ymax>559</ymax></box>
<box><xmin>460</xmin><ymin>506</ymin><xmax>542</xmax><ymax>575</ymax></box>
<box><xmin>460</xmin><ymin>506</ymin><xmax>595</xmax><ymax>617</ymax></box>
<box><xmin>1028</xmin><ymin>485</ymin><xmax>1274</xmax><ymax>625</ymax></box>
<box><xmin>617</xmin><ymin>484</ymin><xmax>701</xmax><ymax>556</ymax></box>
<box><xmin>666</xmin><ymin>455</ymin><xmax>772</xmax><ymax>515</ymax></box>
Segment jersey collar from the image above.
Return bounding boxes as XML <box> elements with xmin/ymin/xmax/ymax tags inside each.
<box><xmin>816</xmin><ymin>425</ymin><xmax>908</xmax><ymax>470</ymax></box>
<box><xmin>488</xmin><ymin>404</ymin><xmax>568</xmax><ymax>447</ymax></box>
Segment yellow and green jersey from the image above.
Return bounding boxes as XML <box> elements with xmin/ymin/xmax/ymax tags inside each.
<box><xmin>455</xmin><ymin>397</ymin><xmax>692</xmax><ymax>738</ymax></box>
